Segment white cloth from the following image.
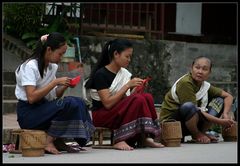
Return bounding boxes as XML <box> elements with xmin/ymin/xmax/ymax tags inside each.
<box><xmin>171</xmin><ymin>74</ymin><xmax>210</xmax><ymax>109</ymax></box>
<box><xmin>90</xmin><ymin>67</ymin><xmax>132</xmax><ymax>101</ymax></box>
<box><xmin>15</xmin><ymin>59</ymin><xmax>58</xmax><ymax>101</ymax></box>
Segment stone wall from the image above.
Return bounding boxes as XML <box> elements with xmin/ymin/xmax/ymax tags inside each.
<box><xmin>3</xmin><ymin>34</ymin><xmax>237</xmax><ymax>104</ymax></box>
<box><xmin>78</xmin><ymin>36</ymin><xmax>237</xmax><ymax>103</ymax></box>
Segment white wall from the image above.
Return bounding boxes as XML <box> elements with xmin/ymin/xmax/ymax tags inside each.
<box><xmin>176</xmin><ymin>3</ymin><xmax>202</xmax><ymax>35</ymax></box>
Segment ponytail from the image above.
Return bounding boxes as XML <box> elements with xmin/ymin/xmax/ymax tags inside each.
<box><xmin>16</xmin><ymin>32</ymin><xmax>66</xmax><ymax>78</ymax></box>
<box><xmin>85</xmin><ymin>39</ymin><xmax>132</xmax><ymax>89</ymax></box>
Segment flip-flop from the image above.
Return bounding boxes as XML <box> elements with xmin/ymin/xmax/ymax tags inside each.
<box><xmin>210</xmin><ymin>139</ymin><xmax>219</xmax><ymax>143</ymax></box>
<box><xmin>65</xmin><ymin>146</ymin><xmax>80</xmax><ymax>153</ymax></box>
<box><xmin>54</xmin><ymin>139</ymin><xmax>80</xmax><ymax>153</ymax></box>
<box><xmin>206</xmin><ymin>134</ymin><xmax>219</xmax><ymax>143</ymax></box>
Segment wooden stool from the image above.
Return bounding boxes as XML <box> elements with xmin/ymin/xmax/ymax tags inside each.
<box><xmin>9</xmin><ymin>129</ymin><xmax>25</xmax><ymax>153</ymax></box>
<box><xmin>92</xmin><ymin>127</ymin><xmax>114</xmax><ymax>149</ymax></box>
<box><xmin>9</xmin><ymin>129</ymin><xmax>46</xmax><ymax>155</ymax></box>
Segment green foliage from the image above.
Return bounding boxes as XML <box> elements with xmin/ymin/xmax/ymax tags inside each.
<box><xmin>210</xmin><ymin>124</ymin><xmax>222</xmax><ymax>133</ymax></box>
<box><xmin>3</xmin><ymin>3</ymin><xmax>45</xmax><ymax>38</ymax></box>
<box><xmin>3</xmin><ymin>3</ymin><xmax>74</xmax><ymax>49</ymax></box>
<box><xmin>128</xmin><ymin>40</ymin><xmax>171</xmax><ymax>103</ymax></box>
<box><xmin>36</xmin><ymin>5</ymin><xmax>75</xmax><ymax>47</ymax></box>
<box><xmin>43</xmin><ymin>16</ymin><xmax>74</xmax><ymax>46</ymax></box>
<box><xmin>21</xmin><ymin>32</ymin><xmax>39</xmax><ymax>50</ymax></box>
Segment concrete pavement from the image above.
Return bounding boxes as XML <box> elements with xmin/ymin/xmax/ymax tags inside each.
<box><xmin>3</xmin><ymin>142</ymin><xmax>238</xmax><ymax>163</ymax></box>
<box><xmin>2</xmin><ymin>113</ymin><xmax>238</xmax><ymax>163</ymax></box>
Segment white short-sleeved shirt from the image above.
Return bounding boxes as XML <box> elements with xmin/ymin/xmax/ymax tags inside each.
<box><xmin>15</xmin><ymin>59</ymin><xmax>58</xmax><ymax>101</ymax></box>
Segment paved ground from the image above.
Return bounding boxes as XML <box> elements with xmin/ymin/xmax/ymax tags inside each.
<box><xmin>3</xmin><ymin>32</ymin><xmax>238</xmax><ymax>164</ymax></box>
<box><xmin>2</xmin><ymin>142</ymin><xmax>238</xmax><ymax>163</ymax></box>
<box><xmin>2</xmin><ymin>113</ymin><xmax>238</xmax><ymax>164</ymax></box>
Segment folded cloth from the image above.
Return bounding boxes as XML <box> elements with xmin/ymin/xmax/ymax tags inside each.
<box><xmin>2</xmin><ymin>144</ymin><xmax>15</xmax><ymax>153</ymax></box>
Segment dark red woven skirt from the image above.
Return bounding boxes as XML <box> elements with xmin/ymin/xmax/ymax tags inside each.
<box><xmin>92</xmin><ymin>93</ymin><xmax>161</xmax><ymax>143</ymax></box>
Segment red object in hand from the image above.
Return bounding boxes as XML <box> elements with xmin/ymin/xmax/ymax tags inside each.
<box><xmin>70</xmin><ymin>75</ymin><xmax>81</xmax><ymax>86</ymax></box>
<box><xmin>134</xmin><ymin>77</ymin><xmax>152</xmax><ymax>93</ymax></box>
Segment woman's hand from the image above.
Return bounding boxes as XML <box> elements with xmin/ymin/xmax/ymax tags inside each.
<box><xmin>126</xmin><ymin>77</ymin><xmax>143</xmax><ymax>88</ymax></box>
<box><xmin>56</xmin><ymin>77</ymin><xmax>71</xmax><ymax>87</ymax></box>
<box><xmin>219</xmin><ymin>118</ymin><xmax>235</xmax><ymax>131</ymax></box>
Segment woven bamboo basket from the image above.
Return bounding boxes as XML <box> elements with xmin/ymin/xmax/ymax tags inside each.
<box><xmin>20</xmin><ymin>130</ymin><xmax>47</xmax><ymax>157</ymax></box>
<box><xmin>222</xmin><ymin>122</ymin><xmax>237</xmax><ymax>142</ymax></box>
<box><xmin>161</xmin><ymin>120</ymin><xmax>182</xmax><ymax>147</ymax></box>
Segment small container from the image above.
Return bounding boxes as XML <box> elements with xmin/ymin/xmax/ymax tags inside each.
<box><xmin>20</xmin><ymin>130</ymin><xmax>47</xmax><ymax>157</ymax></box>
<box><xmin>161</xmin><ymin>119</ymin><xmax>182</xmax><ymax>147</ymax></box>
<box><xmin>222</xmin><ymin>122</ymin><xmax>237</xmax><ymax>142</ymax></box>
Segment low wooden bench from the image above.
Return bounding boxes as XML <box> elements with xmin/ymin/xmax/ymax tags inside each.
<box><xmin>9</xmin><ymin>129</ymin><xmax>46</xmax><ymax>155</ymax></box>
<box><xmin>9</xmin><ymin>129</ymin><xmax>24</xmax><ymax>153</ymax></box>
<box><xmin>92</xmin><ymin>127</ymin><xmax>114</xmax><ymax>149</ymax></box>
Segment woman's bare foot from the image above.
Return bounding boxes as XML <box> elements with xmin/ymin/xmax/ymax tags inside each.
<box><xmin>144</xmin><ymin>138</ymin><xmax>165</xmax><ymax>148</ymax></box>
<box><xmin>113</xmin><ymin>141</ymin><xmax>134</xmax><ymax>150</ymax></box>
<box><xmin>192</xmin><ymin>132</ymin><xmax>210</xmax><ymax>144</ymax></box>
<box><xmin>45</xmin><ymin>135</ymin><xmax>61</xmax><ymax>154</ymax></box>
<box><xmin>45</xmin><ymin>143</ymin><xmax>61</xmax><ymax>154</ymax></box>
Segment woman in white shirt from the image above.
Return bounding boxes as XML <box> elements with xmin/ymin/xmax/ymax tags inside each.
<box><xmin>15</xmin><ymin>32</ymin><xmax>95</xmax><ymax>154</ymax></box>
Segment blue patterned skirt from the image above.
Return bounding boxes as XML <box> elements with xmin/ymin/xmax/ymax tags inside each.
<box><xmin>16</xmin><ymin>96</ymin><xmax>95</xmax><ymax>144</ymax></box>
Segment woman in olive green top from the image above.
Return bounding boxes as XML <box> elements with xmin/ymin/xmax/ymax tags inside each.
<box><xmin>160</xmin><ymin>56</ymin><xmax>235</xmax><ymax>144</ymax></box>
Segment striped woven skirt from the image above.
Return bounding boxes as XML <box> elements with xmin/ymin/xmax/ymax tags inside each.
<box><xmin>92</xmin><ymin>93</ymin><xmax>161</xmax><ymax>144</ymax></box>
<box><xmin>16</xmin><ymin>96</ymin><xmax>95</xmax><ymax>145</ymax></box>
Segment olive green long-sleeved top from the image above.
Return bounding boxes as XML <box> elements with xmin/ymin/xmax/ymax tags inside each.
<box><xmin>159</xmin><ymin>73</ymin><xmax>222</xmax><ymax>122</ymax></box>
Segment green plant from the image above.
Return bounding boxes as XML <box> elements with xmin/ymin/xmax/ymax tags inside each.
<box><xmin>128</xmin><ymin>40</ymin><xmax>171</xmax><ymax>103</ymax></box>
<box><xmin>40</xmin><ymin>5</ymin><xmax>75</xmax><ymax>47</ymax></box>
<box><xmin>21</xmin><ymin>19</ymin><xmax>75</xmax><ymax>50</ymax></box>
<box><xmin>210</xmin><ymin>124</ymin><xmax>222</xmax><ymax>133</ymax></box>
<box><xmin>3</xmin><ymin>3</ymin><xmax>45</xmax><ymax>39</ymax></box>
<box><xmin>21</xmin><ymin>32</ymin><xmax>39</xmax><ymax>50</ymax></box>
<box><xmin>4</xmin><ymin>3</ymin><xmax>75</xmax><ymax>50</ymax></box>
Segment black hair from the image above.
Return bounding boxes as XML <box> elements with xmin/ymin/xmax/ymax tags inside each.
<box><xmin>192</xmin><ymin>55</ymin><xmax>212</xmax><ymax>71</ymax></box>
<box><xmin>16</xmin><ymin>32</ymin><xmax>66</xmax><ymax>78</ymax></box>
<box><xmin>85</xmin><ymin>39</ymin><xmax>133</xmax><ymax>89</ymax></box>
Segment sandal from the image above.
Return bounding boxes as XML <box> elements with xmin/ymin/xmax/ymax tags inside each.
<box><xmin>54</xmin><ymin>138</ymin><xmax>80</xmax><ymax>153</ymax></box>
<box><xmin>206</xmin><ymin>134</ymin><xmax>219</xmax><ymax>143</ymax></box>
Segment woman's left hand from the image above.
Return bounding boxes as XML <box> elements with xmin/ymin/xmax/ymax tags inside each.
<box><xmin>222</xmin><ymin>112</ymin><xmax>231</xmax><ymax>120</ymax></box>
<box><xmin>220</xmin><ymin>118</ymin><xmax>235</xmax><ymax>131</ymax></box>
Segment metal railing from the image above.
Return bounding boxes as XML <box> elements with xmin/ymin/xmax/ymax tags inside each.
<box><xmin>80</xmin><ymin>3</ymin><xmax>165</xmax><ymax>39</ymax></box>
<box><xmin>42</xmin><ymin>3</ymin><xmax>165</xmax><ymax>39</ymax></box>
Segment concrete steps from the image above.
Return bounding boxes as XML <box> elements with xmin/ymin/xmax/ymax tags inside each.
<box><xmin>3</xmin><ymin>100</ymin><xmax>18</xmax><ymax>114</ymax></box>
<box><xmin>3</xmin><ymin>71</ymin><xmax>16</xmax><ymax>84</ymax></box>
<box><xmin>3</xmin><ymin>85</ymin><xmax>17</xmax><ymax>100</ymax></box>
<box><xmin>3</xmin><ymin>71</ymin><xmax>18</xmax><ymax>115</ymax></box>
<box><xmin>3</xmin><ymin>33</ymin><xmax>32</xmax><ymax>60</ymax></box>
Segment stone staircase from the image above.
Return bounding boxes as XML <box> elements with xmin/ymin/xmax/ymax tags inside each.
<box><xmin>3</xmin><ymin>71</ymin><xmax>20</xmax><ymax>144</ymax></box>
<box><xmin>3</xmin><ymin>71</ymin><xmax>18</xmax><ymax>115</ymax></box>
<box><xmin>3</xmin><ymin>33</ymin><xmax>32</xmax><ymax>61</ymax></box>
<box><xmin>3</xmin><ymin>33</ymin><xmax>32</xmax><ymax>144</ymax></box>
